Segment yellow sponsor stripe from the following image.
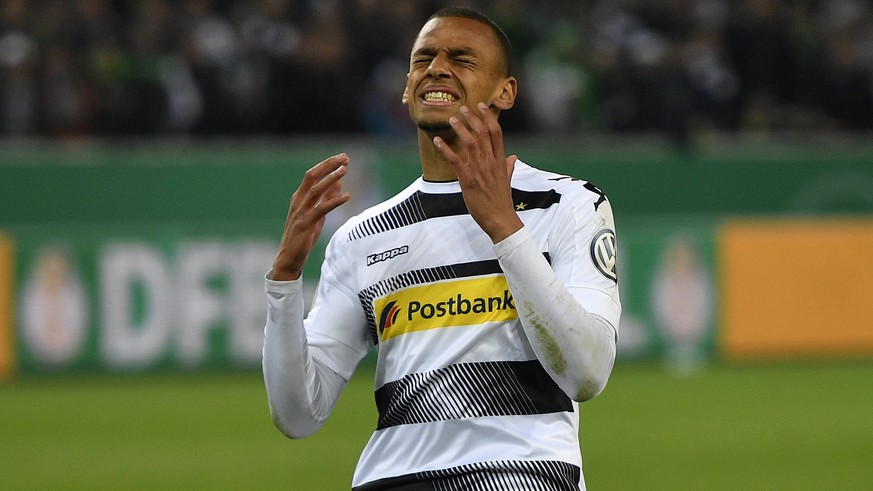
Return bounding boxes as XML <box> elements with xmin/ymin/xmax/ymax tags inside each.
<box><xmin>375</xmin><ymin>275</ymin><xmax>517</xmax><ymax>341</ymax></box>
<box><xmin>0</xmin><ymin>232</ymin><xmax>14</xmax><ymax>380</ymax></box>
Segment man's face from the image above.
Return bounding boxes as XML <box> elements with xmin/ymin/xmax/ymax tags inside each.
<box><xmin>402</xmin><ymin>16</ymin><xmax>512</xmax><ymax>134</ymax></box>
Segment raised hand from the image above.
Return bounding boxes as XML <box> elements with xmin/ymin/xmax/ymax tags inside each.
<box><xmin>272</xmin><ymin>154</ymin><xmax>351</xmax><ymax>280</ymax></box>
<box><xmin>433</xmin><ymin>102</ymin><xmax>523</xmax><ymax>243</ymax></box>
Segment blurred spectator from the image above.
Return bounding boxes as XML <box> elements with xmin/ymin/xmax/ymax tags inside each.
<box><xmin>0</xmin><ymin>0</ymin><xmax>38</xmax><ymax>134</ymax></box>
<box><xmin>352</xmin><ymin>0</ymin><xmax>425</xmax><ymax>136</ymax></box>
<box><xmin>2</xmin><ymin>0</ymin><xmax>873</xmax><ymax>139</ymax></box>
<box><xmin>725</xmin><ymin>0</ymin><xmax>797</xmax><ymax>129</ymax></box>
<box><xmin>816</xmin><ymin>4</ymin><xmax>873</xmax><ymax>130</ymax></box>
<box><xmin>522</xmin><ymin>22</ymin><xmax>590</xmax><ymax>132</ymax></box>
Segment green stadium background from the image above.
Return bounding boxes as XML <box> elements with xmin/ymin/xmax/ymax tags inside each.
<box><xmin>3</xmin><ymin>139</ymin><xmax>873</xmax><ymax>377</ymax></box>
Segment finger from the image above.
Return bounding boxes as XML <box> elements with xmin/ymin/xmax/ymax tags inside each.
<box><xmin>318</xmin><ymin>190</ymin><xmax>352</xmax><ymax>216</ymax></box>
<box><xmin>306</xmin><ymin>166</ymin><xmax>349</xmax><ymax>217</ymax></box>
<box><xmin>323</xmin><ymin>174</ymin><xmax>344</xmax><ymax>201</ymax></box>
<box><xmin>300</xmin><ymin>153</ymin><xmax>349</xmax><ymax>190</ymax></box>
<box><xmin>318</xmin><ymin>177</ymin><xmax>351</xmax><ymax>212</ymax></box>
<box><xmin>461</xmin><ymin>104</ymin><xmax>492</xmax><ymax>158</ymax></box>
<box><xmin>438</xmin><ymin>116</ymin><xmax>477</xmax><ymax>175</ymax></box>
<box><xmin>449</xmin><ymin>112</ymin><xmax>482</xmax><ymax>163</ymax></box>
<box><xmin>432</xmin><ymin>135</ymin><xmax>455</xmax><ymax>158</ymax></box>
<box><xmin>461</xmin><ymin>105</ymin><xmax>495</xmax><ymax>162</ymax></box>
<box><xmin>448</xmin><ymin>114</ymin><xmax>476</xmax><ymax>148</ymax></box>
<box><xmin>478</xmin><ymin>102</ymin><xmax>504</xmax><ymax>159</ymax></box>
<box><xmin>311</xmin><ymin>162</ymin><xmax>347</xmax><ymax>197</ymax></box>
<box><xmin>297</xmin><ymin>156</ymin><xmax>349</xmax><ymax>209</ymax></box>
<box><xmin>318</xmin><ymin>152</ymin><xmax>350</xmax><ymax>173</ymax></box>
<box><xmin>506</xmin><ymin>154</ymin><xmax>518</xmax><ymax>176</ymax></box>
<box><xmin>433</xmin><ymin>135</ymin><xmax>464</xmax><ymax>173</ymax></box>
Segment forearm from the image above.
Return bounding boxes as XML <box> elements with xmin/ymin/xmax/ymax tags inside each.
<box><xmin>262</xmin><ymin>275</ymin><xmax>346</xmax><ymax>438</ymax></box>
<box><xmin>495</xmin><ymin>227</ymin><xmax>617</xmax><ymax>401</ymax></box>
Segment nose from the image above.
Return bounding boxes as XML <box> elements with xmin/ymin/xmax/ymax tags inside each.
<box><xmin>425</xmin><ymin>53</ymin><xmax>450</xmax><ymax>78</ymax></box>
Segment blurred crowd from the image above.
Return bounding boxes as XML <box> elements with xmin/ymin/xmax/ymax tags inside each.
<box><xmin>2</xmin><ymin>0</ymin><xmax>873</xmax><ymax>140</ymax></box>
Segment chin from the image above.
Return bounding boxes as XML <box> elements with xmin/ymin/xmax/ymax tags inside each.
<box><xmin>416</xmin><ymin>120</ymin><xmax>452</xmax><ymax>133</ymax></box>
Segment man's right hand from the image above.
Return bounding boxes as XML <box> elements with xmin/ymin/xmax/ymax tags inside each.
<box><xmin>271</xmin><ymin>153</ymin><xmax>351</xmax><ymax>281</ymax></box>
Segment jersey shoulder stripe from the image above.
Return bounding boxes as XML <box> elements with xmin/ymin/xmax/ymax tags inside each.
<box><xmin>348</xmin><ymin>187</ymin><xmax>562</xmax><ymax>241</ymax></box>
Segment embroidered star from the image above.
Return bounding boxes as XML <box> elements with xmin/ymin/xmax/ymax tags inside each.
<box><xmin>515</xmin><ymin>202</ymin><xmax>528</xmax><ymax>210</ymax></box>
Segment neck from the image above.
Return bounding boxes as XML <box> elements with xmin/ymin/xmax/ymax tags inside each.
<box><xmin>417</xmin><ymin>130</ymin><xmax>464</xmax><ymax>181</ymax></box>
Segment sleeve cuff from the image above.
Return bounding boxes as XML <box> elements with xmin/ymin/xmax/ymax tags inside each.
<box><xmin>265</xmin><ymin>270</ymin><xmax>304</xmax><ymax>295</ymax></box>
<box><xmin>492</xmin><ymin>226</ymin><xmax>532</xmax><ymax>258</ymax></box>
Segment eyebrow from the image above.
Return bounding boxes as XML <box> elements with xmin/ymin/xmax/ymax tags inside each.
<box><xmin>413</xmin><ymin>46</ymin><xmax>477</xmax><ymax>58</ymax></box>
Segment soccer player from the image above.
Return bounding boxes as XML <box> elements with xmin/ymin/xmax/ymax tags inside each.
<box><xmin>262</xmin><ymin>6</ymin><xmax>621</xmax><ymax>490</ymax></box>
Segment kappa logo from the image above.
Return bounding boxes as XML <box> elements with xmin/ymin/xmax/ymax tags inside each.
<box><xmin>367</xmin><ymin>245</ymin><xmax>410</xmax><ymax>266</ymax></box>
<box><xmin>590</xmin><ymin>228</ymin><xmax>617</xmax><ymax>282</ymax></box>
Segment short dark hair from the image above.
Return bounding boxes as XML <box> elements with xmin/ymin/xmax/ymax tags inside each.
<box><xmin>429</xmin><ymin>6</ymin><xmax>513</xmax><ymax>75</ymax></box>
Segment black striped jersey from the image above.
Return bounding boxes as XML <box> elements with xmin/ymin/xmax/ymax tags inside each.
<box><xmin>303</xmin><ymin>160</ymin><xmax>621</xmax><ymax>490</ymax></box>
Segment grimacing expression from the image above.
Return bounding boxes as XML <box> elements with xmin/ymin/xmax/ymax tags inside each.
<box><xmin>402</xmin><ymin>16</ymin><xmax>516</xmax><ymax>134</ymax></box>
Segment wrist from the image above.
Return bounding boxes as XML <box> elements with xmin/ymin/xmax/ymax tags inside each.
<box><xmin>271</xmin><ymin>263</ymin><xmax>302</xmax><ymax>281</ymax></box>
<box><xmin>485</xmin><ymin>216</ymin><xmax>524</xmax><ymax>244</ymax></box>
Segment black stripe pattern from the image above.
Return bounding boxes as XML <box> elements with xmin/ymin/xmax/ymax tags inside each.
<box><xmin>352</xmin><ymin>459</ymin><xmax>581</xmax><ymax>491</ymax></box>
<box><xmin>375</xmin><ymin>360</ymin><xmax>573</xmax><ymax>430</ymax></box>
<box><xmin>348</xmin><ymin>189</ymin><xmax>561</xmax><ymax>241</ymax></box>
<box><xmin>358</xmin><ymin>259</ymin><xmax>504</xmax><ymax>345</ymax></box>
<box><xmin>349</xmin><ymin>191</ymin><xmax>430</xmax><ymax>241</ymax></box>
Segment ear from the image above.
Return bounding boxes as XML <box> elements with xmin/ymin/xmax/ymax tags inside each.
<box><xmin>491</xmin><ymin>76</ymin><xmax>517</xmax><ymax>111</ymax></box>
<box><xmin>401</xmin><ymin>73</ymin><xmax>410</xmax><ymax>105</ymax></box>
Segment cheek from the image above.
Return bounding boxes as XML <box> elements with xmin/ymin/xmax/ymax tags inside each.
<box><xmin>403</xmin><ymin>75</ymin><xmax>421</xmax><ymax>101</ymax></box>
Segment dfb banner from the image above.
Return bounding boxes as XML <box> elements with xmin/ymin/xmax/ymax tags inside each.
<box><xmin>6</xmin><ymin>222</ymin><xmax>284</xmax><ymax>373</ymax></box>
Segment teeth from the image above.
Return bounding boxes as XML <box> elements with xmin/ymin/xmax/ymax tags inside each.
<box><xmin>424</xmin><ymin>91</ymin><xmax>457</xmax><ymax>102</ymax></box>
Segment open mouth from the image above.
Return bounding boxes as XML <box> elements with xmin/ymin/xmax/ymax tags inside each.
<box><xmin>422</xmin><ymin>91</ymin><xmax>458</xmax><ymax>103</ymax></box>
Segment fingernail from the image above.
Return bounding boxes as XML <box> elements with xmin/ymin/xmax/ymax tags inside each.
<box><xmin>478</xmin><ymin>102</ymin><xmax>488</xmax><ymax>110</ymax></box>
<box><xmin>449</xmin><ymin>117</ymin><xmax>459</xmax><ymax>125</ymax></box>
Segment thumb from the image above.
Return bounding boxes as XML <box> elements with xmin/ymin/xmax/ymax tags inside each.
<box><xmin>506</xmin><ymin>154</ymin><xmax>518</xmax><ymax>175</ymax></box>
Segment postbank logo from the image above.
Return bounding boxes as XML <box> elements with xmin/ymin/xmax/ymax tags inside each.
<box><xmin>379</xmin><ymin>301</ymin><xmax>402</xmax><ymax>332</ymax></box>
<box><xmin>374</xmin><ymin>276</ymin><xmax>517</xmax><ymax>341</ymax></box>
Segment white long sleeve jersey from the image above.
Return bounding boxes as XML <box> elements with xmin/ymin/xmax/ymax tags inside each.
<box><xmin>263</xmin><ymin>160</ymin><xmax>621</xmax><ymax>490</ymax></box>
